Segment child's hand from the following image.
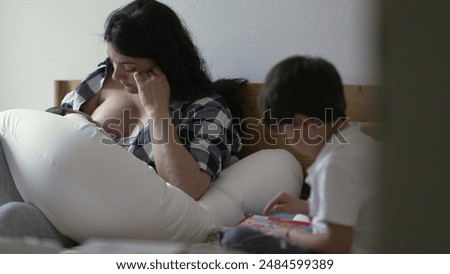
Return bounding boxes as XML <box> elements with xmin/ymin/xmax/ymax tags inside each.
<box><xmin>133</xmin><ymin>66</ymin><xmax>171</xmax><ymax>115</ymax></box>
<box><xmin>263</xmin><ymin>192</ymin><xmax>308</xmax><ymax>215</ymax></box>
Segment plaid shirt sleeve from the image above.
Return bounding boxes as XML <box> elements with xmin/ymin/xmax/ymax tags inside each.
<box><xmin>174</xmin><ymin>95</ymin><xmax>242</xmax><ymax>182</ymax></box>
<box><xmin>60</xmin><ymin>59</ymin><xmax>111</xmax><ymax>110</ymax></box>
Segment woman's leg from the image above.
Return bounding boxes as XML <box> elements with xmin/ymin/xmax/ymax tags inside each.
<box><xmin>0</xmin><ymin>202</ymin><xmax>77</xmax><ymax>248</ymax></box>
<box><xmin>0</xmin><ymin>140</ymin><xmax>24</xmax><ymax>206</ymax></box>
<box><xmin>220</xmin><ymin>226</ymin><xmax>310</xmax><ymax>254</ymax></box>
<box><xmin>1</xmin><ymin>140</ymin><xmax>77</xmax><ymax>247</ymax></box>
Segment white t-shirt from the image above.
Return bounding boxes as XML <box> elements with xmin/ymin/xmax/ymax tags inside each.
<box><xmin>306</xmin><ymin>123</ymin><xmax>381</xmax><ymax>253</ymax></box>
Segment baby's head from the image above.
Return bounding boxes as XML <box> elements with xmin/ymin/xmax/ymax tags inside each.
<box><xmin>46</xmin><ymin>107</ymin><xmax>96</xmax><ymax>125</ymax></box>
<box><xmin>45</xmin><ymin>106</ymin><xmax>72</xmax><ymax>116</ymax></box>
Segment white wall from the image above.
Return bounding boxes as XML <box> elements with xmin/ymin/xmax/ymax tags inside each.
<box><xmin>0</xmin><ymin>0</ymin><xmax>379</xmax><ymax>111</ymax></box>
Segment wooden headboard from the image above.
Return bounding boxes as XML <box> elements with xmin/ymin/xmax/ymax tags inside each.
<box><xmin>54</xmin><ymin>80</ymin><xmax>378</xmax><ymax>180</ymax></box>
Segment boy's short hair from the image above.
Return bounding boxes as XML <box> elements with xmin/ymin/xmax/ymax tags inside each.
<box><xmin>259</xmin><ymin>56</ymin><xmax>346</xmax><ymax>125</ymax></box>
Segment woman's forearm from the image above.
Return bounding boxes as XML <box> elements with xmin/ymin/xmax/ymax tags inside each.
<box><xmin>149</xmin><ymin>111</ymin><xmax>211</xmax><ymax>200</ymax></box>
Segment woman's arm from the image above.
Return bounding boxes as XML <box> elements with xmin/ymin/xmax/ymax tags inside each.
<box><xmin>148</xmin><ymin>108</ymin><xmax>211</xmax><ymax>200</ymax></box>
<box><xmin>133</xmin><ymin>68</ymin><xmax>211</xmax><ymax>200</ymax></box>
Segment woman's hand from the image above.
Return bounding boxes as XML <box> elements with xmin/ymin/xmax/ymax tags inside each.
<box><xmin>133</xmin><ymin>66</ymin><xmax>170</xmax><ymax>116</ymax></box>
<box><xmin>263</xmin><ymin>192</ymin><xmax>309</xmax><ymax>215</ymax></box>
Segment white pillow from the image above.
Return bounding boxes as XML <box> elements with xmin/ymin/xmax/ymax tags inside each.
<box><xmin>0</xmin><ymin>109</ymin><xmax>215</xmax><ymax>243</ymax></box>
<box><xmin>199</xmin><ymin>149</ymin><xmax>303</xmax><ymax>226</ymax></box>
<box><xmin>0</xmin><ymin>109</ymin><xmax>303</xmax><ymax>242</ymax></box>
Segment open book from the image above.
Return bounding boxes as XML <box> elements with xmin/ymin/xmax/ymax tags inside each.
<box><xmin>237</xmin><ymin>213</ymin><xmax>311</xmax><ymax>234</ymax></box>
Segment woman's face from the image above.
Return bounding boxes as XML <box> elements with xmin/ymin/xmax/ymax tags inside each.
<box><xmin>107</xmin><ymin>43</ymin><xmax>155</xmax><ymax>93</ymax></box>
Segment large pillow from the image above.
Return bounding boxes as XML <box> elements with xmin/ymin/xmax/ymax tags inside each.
<box><xmin>0</xmin><ymin>109</ymin><xmax>215</xmax><ymax>243</ymax></box>
<box><xmin>199</xmin><ymin>149</ymin><xmax>303</xmax><ymax>226</ymax></box>
<box><xmin>0</xmin><ymin>109</ymin><xmax>303</xmax><ymax>242</ymax></box>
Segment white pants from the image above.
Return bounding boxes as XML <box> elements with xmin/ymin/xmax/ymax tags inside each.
<box><xmin>0</xmin><ymin>109</ymin><xmax>302</xmax><ymax>243</ymax></box>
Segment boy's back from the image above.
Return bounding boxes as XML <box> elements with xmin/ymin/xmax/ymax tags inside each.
<box><xmin>307</xmin><ymin>123</ymin><xmax>381</xmax><ymax>253</ymax></box>
<box><xmin>221</xmin><ymin>56</ymin><xmax>382</xmax><ymax>253</ymax></box>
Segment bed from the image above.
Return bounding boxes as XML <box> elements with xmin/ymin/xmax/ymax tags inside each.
<box><xmin>0</xmin><ymin>81</ymin><xmax>378</xmax><ymax>253</ymax></box>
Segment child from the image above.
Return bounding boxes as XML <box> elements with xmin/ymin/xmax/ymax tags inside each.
<box><xmin>221</xmin><ymin>56</ymin><xmax>381</xmax><ymax>253</ymax></box>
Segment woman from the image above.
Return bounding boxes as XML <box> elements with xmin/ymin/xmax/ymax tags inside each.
<box><xmin>0</xmin><ymin>0</ymin><xmax>244</xmax><ymax>245</ymax></box>
<box><xmin>61</xmin><ymin>0</ymin><xmax>244</xmax><ymax>200</ymax></box>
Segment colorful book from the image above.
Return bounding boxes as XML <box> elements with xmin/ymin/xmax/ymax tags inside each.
<box><xmin>237</xmin><ymin>213</ymin><xmax>311</xmax><ymax>234</ymax></box>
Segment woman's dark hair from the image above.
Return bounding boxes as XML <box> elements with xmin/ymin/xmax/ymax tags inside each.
<box><xmin>104</xmin><ymin>0</ymin><xmax>246</xmax><ymax>101</ymax></box>
<box><xmin>259</xmin><ymin>56</ymin><xmax>346</xmax><ymax>125</ymax></box>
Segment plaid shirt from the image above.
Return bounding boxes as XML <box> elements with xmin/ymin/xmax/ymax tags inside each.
<box><xmin>61</xmin><ymin>59</ymin><xmax>242</xmax><ymax>182</ymax></box>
